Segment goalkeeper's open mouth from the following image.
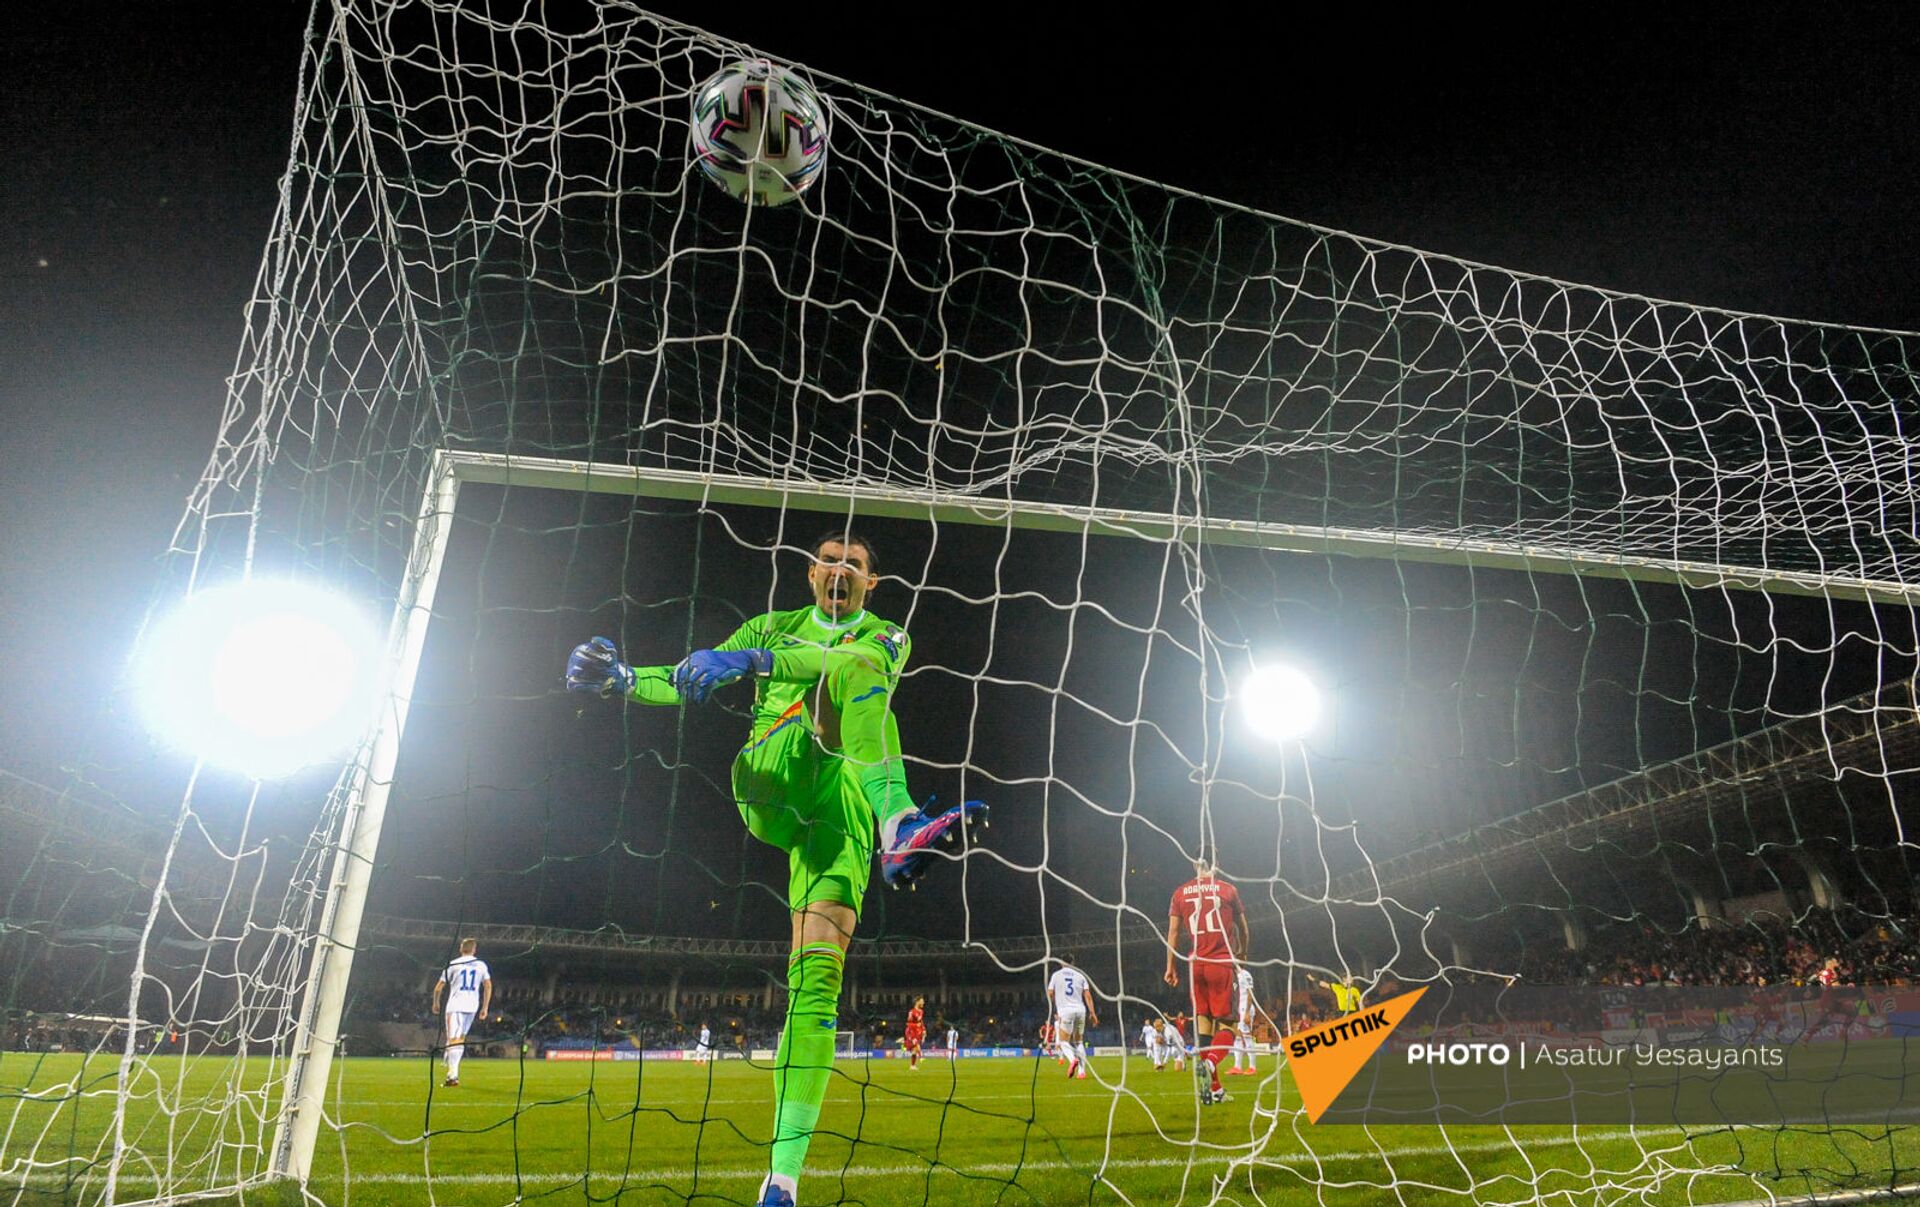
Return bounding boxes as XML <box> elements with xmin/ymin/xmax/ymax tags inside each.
<box><xmin>818</xmin><ymin>573</ymin><xmax>860</xmax><ymax>619</ymax></box>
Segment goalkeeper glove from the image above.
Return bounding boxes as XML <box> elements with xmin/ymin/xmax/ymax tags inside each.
<box><xmin>670</xmin><ymin>647</ymin><xmax>772</xmax><ymax>704</ymax></box>
<box><xmin>566</xmin><ymin>636</ymin><xmax>635</xmax><ymax>698</ymax></box>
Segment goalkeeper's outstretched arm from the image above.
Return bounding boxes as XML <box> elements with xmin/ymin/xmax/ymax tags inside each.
<box><xmin>566</xmin><ymin>618</ymin><xmax>908</xmax><ymax>706</ymax></box>
<box><xmin>566</xmin><ymin>621</ymin><xmax>775</xmax><ymax>705</ymax></box>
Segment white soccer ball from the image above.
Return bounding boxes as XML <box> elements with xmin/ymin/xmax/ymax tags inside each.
<box><xmin>690</xmin><ymin>60</ymin><xmax>829</xmax><ymax>206</ymax></box>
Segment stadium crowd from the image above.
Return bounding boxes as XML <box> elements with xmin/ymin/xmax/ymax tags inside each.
<box><xmin>1252</xmin><ymin>912</ymin><xmax>1920</xmax><ymax>1036</ymax></box>
<box><xmin>1515</xmin><ymin>910</ymin><xmax>1920</xmax><ymax>988</ymax></box>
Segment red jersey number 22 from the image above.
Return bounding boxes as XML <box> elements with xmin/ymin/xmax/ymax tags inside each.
<box><xmin>1186</xmin><ymin>894</ymin><xmax>1224</xmax><ymax>941</ymax></box>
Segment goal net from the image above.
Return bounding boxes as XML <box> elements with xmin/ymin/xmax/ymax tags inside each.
<box><xmin>5</xmin><ymin>1</ymin><xmax>1920</xmax><ymax>1204</ymax></box>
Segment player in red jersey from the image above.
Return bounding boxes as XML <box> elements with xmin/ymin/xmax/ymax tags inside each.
<box><xmin>1804</xmin><ymin>957</ymin><xmax>1852</xmax><ymax>1044</ymax></box>
<box><xmin>1165</xmin><ymin>858</ymin><xmax>1249</xmax><ymax>1104</ymax></box>
<box><xmin>1039</xmin><ymin>1019</ymin><xmax>1062</xmax><ymax>1064</ymax></box>
<box><xmin>902</xmin><ymin>997</ymin><xmax>927</xmax><ymax>1069</ymax></box>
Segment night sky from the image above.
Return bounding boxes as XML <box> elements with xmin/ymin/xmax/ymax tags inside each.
<box><xmin>5</xmin><ymin>4</ymin><xmax>1919</xmax><ymax>953</ymax></box>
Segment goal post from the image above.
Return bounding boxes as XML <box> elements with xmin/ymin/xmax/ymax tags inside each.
<box><xmin>433</xmin><ymin>450</ymin><xmax>1920</xmax><ymax>607</ymax></box>
<box><xmin>269</xmin><ymin>452</ymin><xmax>461</xmax><ymax>1182</ymax></box>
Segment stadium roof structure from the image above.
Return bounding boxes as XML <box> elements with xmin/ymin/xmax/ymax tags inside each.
<box><xmin>362</xmin><ymin>677</ymin><xmax>1920</xmax><ymax>968</ymax></box>
<box><xmin>0</xmin><ymin>767</ymin><xmax>233</xmax><ymax>903</ymax></box>
<box><xmin>0</xmin><ymin>768</ymin><xmax>152</xmax><ymax>864</ymax></box>
<box><xmin>1335</xmin><ymin>676</ymin><xmax>1920</xmax><ymax>910</ymax></box>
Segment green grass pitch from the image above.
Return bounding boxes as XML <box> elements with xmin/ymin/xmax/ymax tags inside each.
<box><xmin>3</xmin><ymin>1051</ymin><xmax>1916</xmax><ymax>1204</ymax></box>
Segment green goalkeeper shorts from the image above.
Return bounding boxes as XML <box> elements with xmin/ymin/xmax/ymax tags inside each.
<box><xmin>731</xmin><ymin>701</ymin><xmax>876</xmax><ymax>918</ymax></box>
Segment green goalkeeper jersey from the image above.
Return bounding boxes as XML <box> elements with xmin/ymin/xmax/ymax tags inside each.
<box><xmin>627</xmin><ymin>606</ymin><xmax>911</xmax><ymax>732</ymax></box>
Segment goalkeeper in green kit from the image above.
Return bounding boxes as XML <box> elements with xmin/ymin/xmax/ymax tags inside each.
<box><xmin>564</xmin><ymin>531</ymin><xmax>986</xmax><ymax>1207</ymax></box>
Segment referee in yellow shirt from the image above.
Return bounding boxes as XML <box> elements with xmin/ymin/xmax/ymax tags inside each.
<box><xmin>1315</xmin><ymin>975</ymin><xmax>1363</xmax><ymax>1015</ymax></box>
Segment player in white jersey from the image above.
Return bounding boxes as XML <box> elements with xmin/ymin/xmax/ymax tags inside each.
<box><xmin>696</xmin><ymin>1023</ymin><xmax>714</xmax><ymax>1061</ymax></box>
<box><xmin>945</xmin><ymin>1024</ymin><xmax>959</xmax><ymax>1059</ymax></box>
<box><xmin>430</xmin><ymin>938</ymin><xmax>492</xmax><ymax>1087</ymax></box>
<box><xmin>1230</xmin><ymin>966</ymin><xmax>1258</xmax><ymax>1074</ymax></box>
<box><xmin>1045</xmin><ymin>957</ymin><xmax>1099</xmax><ymax>1079</ymax></box>
<box><xmin>1141</xmin><ymin>1019</ymin><xmax>1165</xmax><ymax>1070</ymax></box>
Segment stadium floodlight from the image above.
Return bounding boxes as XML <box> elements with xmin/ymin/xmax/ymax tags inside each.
<box><xmin>1241</xmin><ymin>664</ymin><xmax>1321</xmax><ymax>742</ymax></box>
<box><xmin>135</xmin><ymin>579</ymin><xmax>383</xmax><ymax>778</ymax></box>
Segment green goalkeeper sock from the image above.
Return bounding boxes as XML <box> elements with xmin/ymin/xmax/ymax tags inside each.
<box><xmin>770</xmin><ymin>942</ymin><xmax>844</xmax><ymax>1184</ymax></box>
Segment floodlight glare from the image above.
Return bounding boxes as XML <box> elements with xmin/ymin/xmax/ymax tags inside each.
<box><xmin>1241</xmin><ymin>664</ymin><xmax>1321</xmax><ymax>742</ymax></box>
<box><xmin>136</xmin><ymin>580</ymin><xmax>383</xmax><ymax>778</ymax></box>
